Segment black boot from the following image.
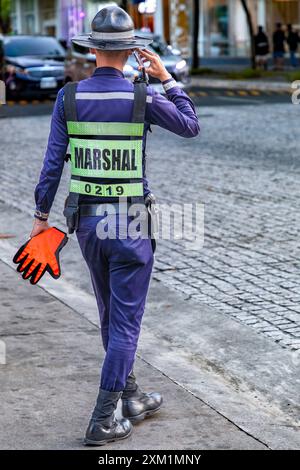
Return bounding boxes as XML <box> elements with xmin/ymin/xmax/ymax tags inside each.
<box><xmin>85</xmin><ymin>389</ymin><xmax>132</xmax><ymax>446</ymax></box>
<box><xmin>122</xmin><ymin>371</ymin><xmax>163</xmax><ymax>423</ymax></box>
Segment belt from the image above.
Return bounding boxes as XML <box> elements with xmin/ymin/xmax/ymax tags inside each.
<box><xmin>79</xmin><ymin>202</ymin><xmax>147</xmax><ymax>217</ymax></box>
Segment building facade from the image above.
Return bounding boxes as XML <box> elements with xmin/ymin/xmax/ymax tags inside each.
<box><xmin>9</xmin><ymin>0</ymin><xmax>300</xmax><ymax>57</ymax></box>
<box><xmin>10</xmin><ymin>0</ymin><xmax>86</xmax><ymax>40</ymax></box>
<box><xmin>197</xmin><ymin>0</ymin><xmax>300</xmax><ymax>58</ymax></box>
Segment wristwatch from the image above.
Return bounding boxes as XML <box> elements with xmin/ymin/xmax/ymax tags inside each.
<box><xmin>34</xmin><ymin>210</ymin><xmax>49</xmax><ymax>221</ymax></box>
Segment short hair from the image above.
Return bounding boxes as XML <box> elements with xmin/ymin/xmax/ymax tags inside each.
<box><xmin>90</xmin><ymin>49</ymin><xmax>130</xmax><ymax>60</ymax></box>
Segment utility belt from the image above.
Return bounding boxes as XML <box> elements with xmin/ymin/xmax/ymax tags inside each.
<box><xmin>64</xmin><ymin>194</ymin><xmax>158</xmax><ymax>239</ymax></box>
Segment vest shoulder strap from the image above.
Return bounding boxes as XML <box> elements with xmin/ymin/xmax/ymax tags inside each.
<box><xmin>64</xmin><ymin>82</ymin><xmax>78</xmax><ymax>122</ymax></box>
<box><xmin>132</xmin><ymin>81</ymin><xmax>147</xmax><ymax>124</ymax></box>
<box><xmin>130</xmin><ymin>81</ymin><xmax>147</xmax><ymax>204</ymax></box>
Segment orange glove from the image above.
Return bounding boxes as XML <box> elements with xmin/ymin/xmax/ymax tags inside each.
<box><xmin>13</xmin><ymin>227</ymin><xmax>68</xmax><ymax>285</ymax></box>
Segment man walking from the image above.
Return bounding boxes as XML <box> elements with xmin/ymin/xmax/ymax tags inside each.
<box><xmin>287</xmin><ymin>24</ymin><xmax>299</xmax><ymax>68</ymax></box>
<box><xmin>31</xmin><ymin>6</ymin><xmax>199</xmax><ymax>446</ymax></box>
<box><xmin>273</xmin><ymin>23</ymin><xmax>286</xmax><ymax>70</ymax></box>
<box><xmin>254</xmin><ymin>26</ymin><xmax>270</xmax><ymax>70</ymax></box>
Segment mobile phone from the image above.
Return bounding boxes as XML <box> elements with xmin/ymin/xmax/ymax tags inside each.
<box><xmin>133</xmin><ymin>51</ymin><xmax>148</xmax><ymax>83</ymax></box>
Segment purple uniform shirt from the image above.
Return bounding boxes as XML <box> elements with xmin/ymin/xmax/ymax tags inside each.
<box><xmin>35</xmin><ymin>67</ymin><xmax>200</xmax><ymax>214</ymax></box>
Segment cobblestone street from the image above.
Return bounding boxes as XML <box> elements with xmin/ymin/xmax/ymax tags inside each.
<box><xmin>0</xmin><ymin>101</ymin><xmax>300</xmax><ymax>352</ymax></box>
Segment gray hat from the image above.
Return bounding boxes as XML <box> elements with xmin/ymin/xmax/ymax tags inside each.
<box><xmin>72</xmin><ymin>5</ymin><xmax>153</xmax><ymax>51</ymax></box>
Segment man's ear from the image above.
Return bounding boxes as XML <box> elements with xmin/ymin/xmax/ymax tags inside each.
<box><xmin>90</xmin><ymin>48</ymin><xmax>96</xmax><ymax>54</ymax></box>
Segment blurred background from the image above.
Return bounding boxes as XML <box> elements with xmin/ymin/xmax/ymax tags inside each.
<box><xmin>0</xmin><ymin>0</ymin><xmax>299</xmax><ymax>100</ymax></box>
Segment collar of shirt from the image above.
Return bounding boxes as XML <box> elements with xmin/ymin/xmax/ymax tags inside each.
<box><xmin>92</xmin><ymin>67</ymin><xmax>125</xmax><ymax>78</ymax></box>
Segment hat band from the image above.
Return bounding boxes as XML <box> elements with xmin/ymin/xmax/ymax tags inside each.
<box><xmin>90</xmin><ymin>30</ymin><xmax>135</xmax><ymax>40</ymax></box>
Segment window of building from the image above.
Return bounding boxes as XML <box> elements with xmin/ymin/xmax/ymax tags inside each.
<box><xmin>204</xmin><ymin>0</ymin><xmax>229</xmax><ymax>57</ymax></box>
<box><xmin>10</xmin><ymin>0</ymin><xmax>18</xmax><ymax>34</ymax></box>
<box><xmin>39</xmin><ymin>0</ymin><xmax>56</xmax><ymax>36</ymax></box>
<box><xmin>272</xmin><ymin>0</ymin><xmax>300</xmax><ymax>26</ymax></box>
<box><xmin>21</xmin><ymin>0</ymin><xmax>35</xmax><ymax>34</ymax></box>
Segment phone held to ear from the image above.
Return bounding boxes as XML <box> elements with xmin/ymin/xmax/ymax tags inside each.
<box><xmin>133</xmin><ymin>51</ymin><xmax>149</xmax><ymax>83</ymax></box>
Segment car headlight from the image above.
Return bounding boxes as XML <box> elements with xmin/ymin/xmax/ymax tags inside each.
<box><xmin>123</xmin><ymin>64</ymin><xmax>134</xmax><ymax>73</ymax></box>
<box><xmin>175</xmin><ymin>60</ymin><xmax>187</xmax><ymax>70</ymax></box>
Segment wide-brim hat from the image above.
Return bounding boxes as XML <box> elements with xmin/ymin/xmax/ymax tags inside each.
<box><xmin>72</xmin><ymin>5</ymin><xmax>153</xmax><ymax>51</ymax></box>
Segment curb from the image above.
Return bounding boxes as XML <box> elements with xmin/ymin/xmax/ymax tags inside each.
<box><xmin>188</xmin><ymin>88</ymin><xmax>291</xmax><ymax>98</ymax></box>
<box><xmin>191</xmin><ymin>77</ymin><xmax>292</xmax><ymax>92</ymax></box>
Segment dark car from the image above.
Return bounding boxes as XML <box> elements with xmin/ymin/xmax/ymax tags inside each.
<box><xmin>2</xmin><ymin>35</ymin><xmax>65</xmax><ymax>98</ymax></box>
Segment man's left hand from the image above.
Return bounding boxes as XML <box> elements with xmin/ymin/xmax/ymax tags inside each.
<box><xmin>30</xmin><ymin>219</ymin><xmax>51</xmax><ymax>238</ymax></box>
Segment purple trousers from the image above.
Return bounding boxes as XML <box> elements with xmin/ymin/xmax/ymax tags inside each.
<box><xmin>76</xmin><ymin>214</ymin><xmax>154</xmax><ymax>392</ymax></box>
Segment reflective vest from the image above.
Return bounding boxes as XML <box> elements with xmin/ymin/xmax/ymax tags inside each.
<box><xmin>67</xmin><ymin>119</ymin><xmax>144</xmax><ymax>199</ymax></box>
<box><xmin>63</xmin><ymin>80</ymin><xmax>147</xmax><ymax>213</ymax></box>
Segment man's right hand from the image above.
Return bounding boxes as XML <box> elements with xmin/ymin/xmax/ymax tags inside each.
<box><xmin>136</xmin><ymin>49</ymin><xmax>172</xmax><ymax>82</ymax></box>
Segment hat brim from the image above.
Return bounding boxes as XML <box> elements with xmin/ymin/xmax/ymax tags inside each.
<box><xmin>71</xmin><ymin>34</ymin><xmax>153</xmax><ymax>51</ymax></box>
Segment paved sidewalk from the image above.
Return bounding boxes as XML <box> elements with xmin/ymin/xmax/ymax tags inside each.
<box><xmin>0</xmin><ymin>260</ymin><xmax>267</xmax><ymax>450</ymax></box>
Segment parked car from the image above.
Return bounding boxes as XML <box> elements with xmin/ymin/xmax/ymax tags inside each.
<box><xmin>2</xmin><ymin>35</ymin><xmax>65</xmax><ymax>98</ymax></box>
<box><xmin>65</xmin><ymin>33</ymin><xmax>191</xmax><ymax>92</ymax></box>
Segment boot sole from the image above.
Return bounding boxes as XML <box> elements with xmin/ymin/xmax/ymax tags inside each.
<box><xmin>127</xmin><ymin>406</ymin><xmax>161</xmax><ymax>424</ymax></box>
<box><xmin>84</xmin><ymin>426</ymin><xmax>133</xmax><ymax>446</ymax></box>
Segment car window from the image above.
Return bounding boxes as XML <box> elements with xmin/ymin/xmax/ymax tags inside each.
<box><xmin>4</xmin><ymin>37</ymin><xmax>65</xmax><ymax>57</ymax></box>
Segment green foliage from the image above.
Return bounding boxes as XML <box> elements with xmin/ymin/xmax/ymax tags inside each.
<box><xmin>226</xmin><ymin>68</ymin><xmax>264</xmax><ymax>79</ymax></box>
<box><xmin>191</xmin><ymin>67</ymin><xmax>217</xmax><ymax>76</ymax></box>
<box><xmin>0</xmin><ymin>0</ymin><xmax>11</xmax><ymax>33</ymax></box>
<box><xmin>286</xmin><ymin>71</ymin><xmax>300</xmax><ymax>82</ymax></box>
<box><xmin>0</xmin><ymin>0</ymin><xmax>11</xmax><ymax>21</ymax></box>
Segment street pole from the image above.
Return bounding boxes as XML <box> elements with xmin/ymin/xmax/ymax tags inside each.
<box><xmin>120</xmin><ymin>0</ymin><xmax>128</xmax><ymax>13</ymax></box>
<box><xmin>240</xmin><ymin>0</ymin><xmax>256</xmax><ymax>69</ymax></box>
<box><xmin>192</xmin><ymin>0</ymin><xmax>200</xmax><ymax>69</ymax></box>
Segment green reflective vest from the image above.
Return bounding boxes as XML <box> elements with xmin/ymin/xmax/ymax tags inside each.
<box><xmin>66</xmin><ymin>120</ymin><xmax>144</xmax><ymax>198</ymax></box>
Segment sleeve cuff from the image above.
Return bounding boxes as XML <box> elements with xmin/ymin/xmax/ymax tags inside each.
<box><xmin>162</xmin><ymin>77</ymin><xmax>178</xmax><ymax>92</ymax></box>
<box><xmin>34</xmin><ymin>210</ymin><xmax>49</xmax><ymax>221</ymax></box>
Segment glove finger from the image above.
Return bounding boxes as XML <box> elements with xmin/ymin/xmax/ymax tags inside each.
<box><xmin>13</xmin><ymin>241</ymin><xmax>30</xmax><ymax>264</ymax></box>
<box><xmin>20</xmin><ymin>258</ymin><xmax>35</xmax><ymax>277</ymax></box>
<box><xmin>16</xmin><ymin>253</ymin><xmax>29</xmax><ymax>272</ymax></box>
<box><xmin>48</xmin><ymin>256</ymin><xmax>61</xmax><ymax>278</ymax></box>
<box><xmin>22</xmin><ymin>259</ymin><xmax>39</xmax><ymax>279</ymax></box>
<box><xmin>30</xmin><ymin>263</ymin><xmax>46</xmax><ymax>285</ymax></box>
<box><xmin>17</xmin><ymin>254</ymin><xmax>34</xmax><ymax>273</ymax></box>
<box><xmin>30</xmin><ymin>263</ymin><xmax>45</xmax><ymax>284</ymax></box>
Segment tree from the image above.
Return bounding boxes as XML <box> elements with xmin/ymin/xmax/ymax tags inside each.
<box><xmin>0</xmin><ymin>0</ymin><xmax>11</xmax><ymax>34</ymax></box>
<box><xmin>120</xmin><ymin>0</ymin><xmax>128</xmax><ymax>12</ymax></box>
<box><xmin>192</xmin><ymin>0</ymin><xmax>200</xmax><ymax>69</ymax></box>
<box><xmin>240</xmin><ymin>0</ymin><xmax>256</xmax><ymax>69</ymax></box>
